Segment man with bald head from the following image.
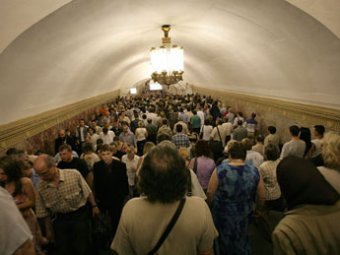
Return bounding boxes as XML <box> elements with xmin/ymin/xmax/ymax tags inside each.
<box><xmin>34</xmin><ymin>154</ymin><xmax>99</xmax><ymax>255</ymax></box>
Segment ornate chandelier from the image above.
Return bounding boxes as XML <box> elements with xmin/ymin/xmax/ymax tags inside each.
<box><xmin>150</xmin><ymin>25</ymin><xmax>184</xmax><ymax>86</ymax></box>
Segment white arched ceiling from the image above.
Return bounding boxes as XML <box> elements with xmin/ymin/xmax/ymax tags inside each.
<box><xmin>0</xmin><ymin>0</ymin><xmax>340</xmax><ymax>125</ymax></box>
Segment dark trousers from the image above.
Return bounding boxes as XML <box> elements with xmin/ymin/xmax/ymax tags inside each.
<box><xmin>98</xmin><ymin>204</ymin><xmax>124</xmax><ymax>246</ymax></box>
<box><xmin>137</xmin><ymin>139</ymin><xmax>146</xmax><ymax>156</ymax></box>
<box><xmin>53</xmin><ymin>206</ymin><xmax>92</xmax><ymax>255</ymax></box>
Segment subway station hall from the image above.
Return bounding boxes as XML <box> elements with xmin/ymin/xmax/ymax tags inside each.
<box><xmin>0</xmin><ymin>1</ymin><xmax>340</xmax><ymax>255</ymax></box>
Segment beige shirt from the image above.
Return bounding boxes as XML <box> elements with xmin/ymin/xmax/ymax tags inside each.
<box><xmin>273</xmin><ymin>201</ymin><xmax>340</xmax><ymax>255</ymax></box>
<box><xmin>35</xmin><ymin>169</ymin><xmax>91</xmax><ymax>217</ymax></box>
<box><xmin>111</xmin><ymin>196</ymin><xmax>218</xmax><ymax>255</ymax></box>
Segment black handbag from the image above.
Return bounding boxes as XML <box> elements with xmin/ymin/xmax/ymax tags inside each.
<box><xmin>209</xmin><ymin>126</ymin><xmax>224</xmax><ymax>160</ymax></box>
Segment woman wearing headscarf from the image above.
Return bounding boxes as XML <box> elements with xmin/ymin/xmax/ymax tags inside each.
<box><xmin>273</xmin><ymin>156</ymin><xmax>340</xmax><ymax>255</ymax></box>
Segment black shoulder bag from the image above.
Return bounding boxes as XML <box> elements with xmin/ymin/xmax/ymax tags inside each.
<box><xmin>147</xmin><ymin>198</ymin><xmax>186</xmax><ymax>255</ymax></box>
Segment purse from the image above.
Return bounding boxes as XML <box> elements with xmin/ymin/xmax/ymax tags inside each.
<box><xmin>147</xmin><ymin>198</ymin><xmax>186</xmax><ymax>255</ymax></box>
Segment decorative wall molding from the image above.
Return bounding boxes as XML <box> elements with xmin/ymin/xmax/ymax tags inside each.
<box><xmin>192</xmin><ymin>86</ymin><xmax>340</xmax><ymax>140</ymax></box>
<box><xmin>0</xmin><ymin>90</ymin><xmax>120</xmax><ymax>152</ymax></box>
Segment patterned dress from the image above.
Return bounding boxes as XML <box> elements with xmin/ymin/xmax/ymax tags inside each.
<box><xmin>211</xmin><ymin>162</ymin><xmax>260</xmax><ymax>255</ymax></box>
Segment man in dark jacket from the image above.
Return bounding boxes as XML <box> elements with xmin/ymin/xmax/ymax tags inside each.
<box><xmin>93</xmin><ymin>144</ymin><xmax>129</xmax><ymax>246</ymax></box>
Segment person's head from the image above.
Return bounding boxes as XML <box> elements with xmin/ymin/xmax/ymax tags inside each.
<box><xmin>264</xmin><ymin>144</ymin><xmax>280</xmax><ymax>161</ymax></box>
<box><xmin>237</xmin><ymin>119</ymin><xmax>243</xmax><ymax>126</ymax></box>
<box><xmin>58</xmin><ymin>129</ymin><xmax>66</xmax><ymax>138</ymax></box>
<box><xmin>91</xmin><ymin>120</ymin><xmax>97</xmax><ymax>128</ymax></box>
<box><xmin>122</xmin><ymin>122</ymin><xmax>129</xmax><ymax>132</ymax></box>
<box><xmin>79</xmin><ymin>119</ymin><xmax>85</xmax><ymax>127</ymax></box>
<box><xmin>58</xmin><ymin>144</ymin><xmax>73</xmax><ymax>162</ymax></box>
<box><xmin>88</xmin><ymin>127</ymin><xmax>95</xmax><ymax>135</ymax></box>
<box><xmin>34</xmin><ymin>154</ymin><xmax>58</xmax><ymax>182</ymax></box>
<box><xmin>138</xmin><ymin>144</ymin><xmax>187</xmax><ymax>203</ymax></box>
<box><xmin>268</xmin><ymin>126</ymin><xmax>277</xmax><ymax>134</ymax></box>
<box><xmin>176</xmin><ymin>124</ymin><xmax>183</xmax><ymax>133</ymax></box>
<box><xmin>100</xmin><ymin>144</ymin><xmax>113</xmax><ymax>165</ymax></box>
<box><xmin>299</xmin><ymin>127</ymin><xmax>311</xmax><ymax>143</ymax></box>
<box><xmin>143</xmin><ymin>142</ymin><xmax>155</xmax><ymax>155</ymax></box>
<box><xmin>178</xmin><ymin>147</ymin><xmax>190</xmax><ymax>162</ymax></box>
<box><xmin>314</xmin><ymin>125</ymin><xmax>325</xmax><ymax>139</ymax></box>
<box><xmin>6</xmin><ymin>147</ymin><xmax>18</xmax><ymax>156</ymax></box>
<box><xmin>126</xmin><ymin>145</ymin><xmax>136</xmax><ymax>159</ymax></box>
<box><xmin>0</xmin><ymin>156</ymin><xmax>11</xmax><ymax>184</ymax></box>
<box><xmin>96</xmin><ymin>138</ymin><xmax>104</xmax><ymax>146</ymax></box>
<box><xmin>322</xmin><ymin>131</ymin><xmax>340</xmax><ymax>171</ymax></box>
<box><xmin>228</xmin><ymin>142</ymin><xmax>246</xmax><ymax>161</ymax></box>
<box><xmin>162</xmin><ymin>119</ymin><xmax>168</xmax><ymax>126</ymax></box>
<box><xmin>289</xmin><ymin>125</ymin><xmax>300</xmax><ymax>137</ymax></box>
<box><xmin>195</xmin><ymin>140</ymin><xmax>211</xmax><ymax>157</ymax></box>
<box><xmin>102</xmin><ymin>127</ymin><xmax>109</xmax><ymax>134</ymax></box>
<box><xmin>83</xmin><ymin>143</ymin><xmax>94</xmax><ymax>153</ymax></box>
<box><xmin>147</xmin><ymin>118</ymin><xmax>152</xmax><ymax>124</ymax></box>
<box><xmin>241</xmin><ymin>138</ymin><xmax>252</xmax><ymax>151</ymax></box>
<box><xmin>138</xmin><ymin>120</ymin><xmax>144</xmax><ymax>128</ymax></box>
<box><xmin>157</xmin><ymin>134</ymin><xmax>172</xmax><ymax>143</ymax></box>
<box><xmin>251</xmin><ymin>112</ymin><xmax>256</xmax><ymax>119</ymax></box>
<box><xmin>255</xmin><ymin>134</ymin><xmax>264</xmax><ymax>144</ymax></box>
<box><xmin>277</xmin><ymin>156</ymin><xmax>338</xmax><ymax>210</ymax></box>
<box><xmin>21</xmin><ymin>160</ymin><xmax>34</xmax><ymax>178</ymax></box>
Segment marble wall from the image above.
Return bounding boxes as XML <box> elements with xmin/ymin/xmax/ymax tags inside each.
<box><xmin>193</xmin><ymin>86</ymin><xmax>340</xmax><ymax>143</ymax></box>
<box><xmin>0</xmin><ymin>90</ymin><xmax>120</xmax><ymax>156</ymax></box>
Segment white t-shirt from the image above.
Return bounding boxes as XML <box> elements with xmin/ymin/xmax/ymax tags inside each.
<box><xmin>0</xmin><ymin>187</ymin><xmax>33</xmax><ymax>255</ymax></box>
<box><xmin>121</xmin><ymin>154</ymin><xmax>140</xmax><ymax>186</ymax></box>
<box><xmin>111</xmin><ymin>196</ymin><xmax>218</xmax><ymax>255</ymax></box>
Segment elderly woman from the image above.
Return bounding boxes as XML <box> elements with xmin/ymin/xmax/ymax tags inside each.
<box><xmin>317</xmin><ymin>131</ymin><xmax>340</xmax><ymax>193</ymax></box>
<box><xmin>273</xmin><ymin>156</ymin><xmax>340</xmax><ymax>254</ymax></box>
<box><xmin>207</xmin><ymin>141</ymin><xmax>265</xmax><ymax>255</ymax></box>
<box><xmin>111</xmin><ymin>144</ymin><xmax>218</xmax><ymax>254</ymax></box>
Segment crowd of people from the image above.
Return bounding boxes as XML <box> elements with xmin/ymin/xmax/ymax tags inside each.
<box><xmin>0</xmin><ymin>92</ymin><xmax>339</xmax><ymax>255</ymax></box>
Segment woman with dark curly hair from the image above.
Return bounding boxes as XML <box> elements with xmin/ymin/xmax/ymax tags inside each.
<box><xmin>1</xmin><ymin>157</ymin><xmax>47</xmax><ymax>254</ymax></box>
<box><xmin>111</xmin><ymin>144</ymin><xmax>218</xmax><ymax>254</ymax></box>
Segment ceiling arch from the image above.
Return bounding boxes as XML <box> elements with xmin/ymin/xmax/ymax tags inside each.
<box><xmin>0</xmin><ymin>0</ymin><xmax>340</xmax><ymax>125</ymax></box>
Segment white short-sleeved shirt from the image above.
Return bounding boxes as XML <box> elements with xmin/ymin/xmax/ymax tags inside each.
<box><xmin>111</xmin><ymin>196</ymin><xmax>218</xmax><ymax>255</ymax></box>
<box><xmin>0</xmin><ymin>187</ymin><xmax>32</xmax><ymax>255</ymax></box>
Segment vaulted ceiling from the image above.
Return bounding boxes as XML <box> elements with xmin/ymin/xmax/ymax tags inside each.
<box><xmin>0</xmin><ymin>0</ymin><xmax>340</xmax><ymax>125</ymax></box>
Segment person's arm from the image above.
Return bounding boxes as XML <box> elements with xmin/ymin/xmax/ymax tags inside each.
<box><xmin>199</xmin><ymin>250</ymin><xmax>214</xmax><ymax>255</ymax></box>
<box><xmin>17</xmin><ymin>178</ymin><xmax>35</xmax><ymax>211</ymax></box>
<box><xmin>13</xmin><ymin>239</ymin><xmax>36</xmax><ymax>255</ymax></box>
<box><xmin>87</xmin><ymin>191</ymin><xmax>100</xmax><ymax>217</ymax></box>
<box><xmin>44</xmin><ymin>216</ymin><xmax>54</xmax><ymax>242</ymax></box>
<box><xmin>207</xmin><ymin>169</ymin><xmax>218</xmax><ymax>205</ymax></box>
<box><xmin>256</xmin><ymin>171</ymin><xmax>266</xmax><ymax>210</ymax></box>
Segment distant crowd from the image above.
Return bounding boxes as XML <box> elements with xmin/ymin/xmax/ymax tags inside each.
<box><xmin>1</xmin><ymin>92</ymin><xmax>339</xmax><ymax>255</ymax></box>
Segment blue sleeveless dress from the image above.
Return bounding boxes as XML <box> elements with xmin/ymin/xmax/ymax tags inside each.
<box><xmin>212</xmin><ymin>162</ymin><xmax>260</xmax><ymax>255</ymax></box>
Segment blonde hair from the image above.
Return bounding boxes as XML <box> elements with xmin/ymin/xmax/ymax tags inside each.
<box><xmin>322</xmin><ymin>131</ymin><xmax>340</xmax><ymax>171</ymax></box>
<box><xmin>224</xmin><ymin>139</ymin><xmax>237</xmax><ymax>154</ymax></box>
<box><xmin>178</xmin><ymin>147</ymin><xmax>190</xmax><ymax>161</ymax></box>
<box><xmin>143</xmin><ymin>142</ymin><xmax>155</xmax><ymax>155</ymax></box>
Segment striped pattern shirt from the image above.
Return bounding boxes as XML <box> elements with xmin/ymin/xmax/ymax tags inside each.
<box><xmin>258</xmin><ymin>160</ymin><xmax>281</xmax><ymax>200</ymax></box>
<box><xmin>35</xmin><ymin>169</ymin><xmax>91</xmax><ymax>217</ymax></box>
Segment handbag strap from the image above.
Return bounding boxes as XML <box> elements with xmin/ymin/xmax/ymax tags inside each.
<box><xmin>193</xmin><ymin>157</ymin><xmax>198</xmax><ymax>174</ymax></box>
<box><xmin>148</xmin><ymin>198</ymin><xmax>186</xmax><ymax>255</ymax></box>
<box><xmin>216</xmin><ymin>126</ymin><xmax>222</xmax><ymax>141</ymax></box>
